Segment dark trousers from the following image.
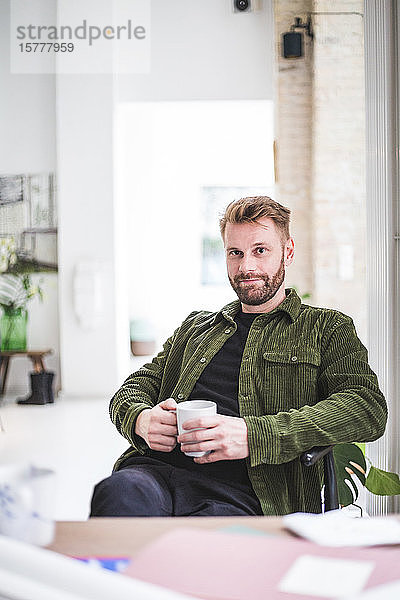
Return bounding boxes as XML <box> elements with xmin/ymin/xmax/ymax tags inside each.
<box><xmin>90</xmin><ymin>458</ymin><xmax>263</xmax><ymax>517</ymax></box>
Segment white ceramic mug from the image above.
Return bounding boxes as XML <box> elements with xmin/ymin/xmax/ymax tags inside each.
<box><xmin>176</xmin><ymin>400</ymin><xmax>217</xmax><ymax>457</ymax></box>
<box><xmin>0</xmin><ymin>462</ymin><xmax>55</xmax><ymax>546</ymax></box>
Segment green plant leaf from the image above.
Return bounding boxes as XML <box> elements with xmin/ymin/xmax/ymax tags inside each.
<box><xmin>355</xmin><ymin>442</ymin><xmax>365</xmax><ymax>454</ymax></box>
<box><xmin>365</xmin><ymin>466</ymin><xmax>400</xmax><ymax>496</ymax></box>
<box><xmin>333</xmin><ymin>443</ymin><xmax>366</xmax><ymax>507</ymax></box>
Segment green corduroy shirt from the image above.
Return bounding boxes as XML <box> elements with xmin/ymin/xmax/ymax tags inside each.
<box><xmin>110</xmin><ymin>289</ymin><xmax>387</xmax><ymax>515</ymax></box>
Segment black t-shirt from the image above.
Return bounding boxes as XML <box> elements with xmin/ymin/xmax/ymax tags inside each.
<box><xmin>150</xmin><ymin>310</ymin><xmax>259</xmax><ymax>493</ymax></box>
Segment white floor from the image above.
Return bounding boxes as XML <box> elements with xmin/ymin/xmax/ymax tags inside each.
<box><xmin>0</xmin><ymin>392</ymin><xmax>129</xmax><ymax>520</ymax></box>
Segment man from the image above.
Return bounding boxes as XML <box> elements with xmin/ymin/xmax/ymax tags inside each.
<box><xmin>90</xmin><ymin>196</ymin><xmax>387</xmax><ymax>517</ymax></box>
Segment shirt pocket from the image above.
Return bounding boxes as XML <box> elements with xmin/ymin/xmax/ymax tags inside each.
<box><xmin>261</xmin><ymin>347</ymin><xmax>321</xmax><ymax>413</ymax></box>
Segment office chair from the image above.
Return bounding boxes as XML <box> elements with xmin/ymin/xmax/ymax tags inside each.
<box><xmin>300</xmin><ymin>445</ymin><xmax>339</xmax><ymax>512</ymax></box>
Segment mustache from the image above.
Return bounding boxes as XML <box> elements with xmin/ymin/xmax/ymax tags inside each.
<box><xmin>234</xmin><ymin>274</ymin><xmax>267</xmax><ymax>283</ymax></box>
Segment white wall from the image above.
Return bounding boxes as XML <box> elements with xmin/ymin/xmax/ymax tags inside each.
<box><xmin>0</xmin><ymin>1</ymin><xmax>56</xmax><ymax>172</ymax></box>
<box><xmin>0</xmin><ymin>0</ymin><xmax>60</xmax><ymax>393</ymax></box>
<box><xmin>118</xmin><ymin>0</ymin><xmax>273</xmax><ymax>102</ymax></box>
<box><xmin>56</xmin><ymin>74</ymin><xmax>128</xmax><ymax>397</ymax></box>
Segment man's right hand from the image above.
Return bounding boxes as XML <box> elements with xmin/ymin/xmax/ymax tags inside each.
<box><xmin>135</xmin><ymin>398</ymin><xmax>178</xmax><ymax>452</ymax></box>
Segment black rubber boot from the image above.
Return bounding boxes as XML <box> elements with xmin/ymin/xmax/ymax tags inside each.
<box><xmin>46</xmin><ymin>371</ymin><xmax>55</xmax><ymax>403</ymax></box>
<box><xmin>17</xmin><ymin>372</ymin><xmax>49</xmax><ymax>405</ymax></box>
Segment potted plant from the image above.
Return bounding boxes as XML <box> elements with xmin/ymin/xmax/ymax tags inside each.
<box><xmin>0</xmin><ymin>237</ymin><xmax>43</xmax><ymax>351</ymax></box>
<box><xmin>130</xmin><ymin>318</ymin><xmax>156</xmax><ymax>356</ymax></box>
<box><xmin>333</xmin><ymin>442</ymin><xmax>400</xmax><ymax>511</ymax></box>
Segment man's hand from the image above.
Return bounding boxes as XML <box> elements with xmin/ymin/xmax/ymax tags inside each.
<box><xmin>135</xmin><ymin>398</ymin><xmax>178</xmax><ymax>452</ymax></box>
<box><xmin>177</xmin><ymin>415</ymin><xmax>249</xmax><ymax>463</ymax></box>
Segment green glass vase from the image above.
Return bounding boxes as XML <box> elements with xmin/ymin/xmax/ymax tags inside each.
<box><xmin>0</xmin><ymin>307</ymin><xmax>28</xmax><ymax>351</ymax></box>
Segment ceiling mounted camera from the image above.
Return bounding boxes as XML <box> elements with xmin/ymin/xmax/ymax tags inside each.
<box><xmin>233</xmin><ymin>0</ymin><xmax>252</xmax><ymax>13</ymax></box>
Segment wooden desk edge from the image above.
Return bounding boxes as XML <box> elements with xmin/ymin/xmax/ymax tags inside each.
<box><xmin>47</xmin><ymin>516</ymin><xmax>287</xmax><ymax>558</ymax></box>
<box><xmin>47</xmin><ymin>515</ymin><xmax>400</xmax><ymax>560</ymax></box>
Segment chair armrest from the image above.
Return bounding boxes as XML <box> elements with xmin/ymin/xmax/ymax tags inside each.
<box><xmin>300</xmin><ymin>445</ymin><xmax>335</xmax><ymax>467</ymax></box>
<box><xmin>300</xmin><ymin>445</ymin><xmax>339</xmax><ymax>511</ymax></box>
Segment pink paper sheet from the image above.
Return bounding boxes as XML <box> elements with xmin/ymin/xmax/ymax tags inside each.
<box><xmin>125</xmin><ymin>527</ymin><xmax>400</xmax><ymax>600</ymax></box>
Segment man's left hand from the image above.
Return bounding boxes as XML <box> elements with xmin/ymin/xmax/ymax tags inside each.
<box><xmin>177</xmin><ymin>415</ymin><xmax>249</xmax><ymax>463</ymax></box>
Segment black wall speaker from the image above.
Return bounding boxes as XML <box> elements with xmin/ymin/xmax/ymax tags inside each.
<box><xmin>282</xmin><ymin>32</ymin><xmax>303</xmax><ymax>58</ymax></box>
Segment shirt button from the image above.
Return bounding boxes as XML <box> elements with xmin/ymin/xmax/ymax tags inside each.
<box><xmin>291</xmin><ymin>356</ymin><xmax>298</xmax><ymax>362</ymax></box>
<box><xmin>200</xmin><ymin>357</ymin><xmax>206</xmax><ymax>363</ymax></box>
<box><xmin>224</xmin><ymin>329</ymin><xmax>231</xmax><ymax>334</ymax></box>
<box><xmin>177</xmin><ymin>393</ymin><xmax>185</xmax><ymax>399</ymax></box>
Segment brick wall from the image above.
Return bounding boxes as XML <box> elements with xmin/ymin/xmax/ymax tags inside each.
<box><xmin>312</xmin><ymin>0</ymin><xmax>366</xmax><ymax>338</ymax></box>
<box><xmin>274</xmin><ymin>0</ymin><xmax>314</xmax><ymax>298</ymax></box>
<box><xmin>274</xmin><ymin>0</ymin><xmax>366</xmax><ymax>339</ymax></box>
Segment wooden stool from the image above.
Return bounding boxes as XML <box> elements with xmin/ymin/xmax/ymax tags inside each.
<box><xmin>0</xmin><ymin>350</ymin><xmax>52</xmax><ymax>396</ymax></box>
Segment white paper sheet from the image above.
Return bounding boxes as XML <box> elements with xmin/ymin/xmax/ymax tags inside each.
<box><xmin>278</xmin><ymin>554</ymin><xmax>375</xmax><ymax>598</ymax></box>
<box><xmin>342</xmin><ymin>580</ymin><xmax>400</xmax><ymax>600</ymax></box>
<box><xmin>283</xmin><ymin>510</ymin><xmax>400</xmax><ymax>547</ymax></box>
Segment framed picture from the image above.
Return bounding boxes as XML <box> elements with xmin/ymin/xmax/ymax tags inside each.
<box><xmin>28</xmin><ymin>173</ymin><xmax>57</xmax><ymax>229</ymax></box>
<box><xmin>0</xmin><ymin>175</ymin><xmax>24</xmax><ymax>205</ymax></box>
<box><xmin>20</xmin><ymin>228</ymin><xmax>58</xmax><ymax>269</ymax></box>
<box><xmin>0</xmin><ymin>172</ymin><xmax>57</xmax><ymax>270</ymax></box>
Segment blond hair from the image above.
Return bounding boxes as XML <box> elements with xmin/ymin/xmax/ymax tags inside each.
<box><xmin>219</xmin><ymin>196</ymin><xmax>291</xmax><ymax>241</ymax></box>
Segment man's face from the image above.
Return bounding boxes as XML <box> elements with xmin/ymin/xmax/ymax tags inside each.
<box><xmin>224</xmin><ymin>217</ymin><xmax>294</xmax><ymax>308</ymax></box>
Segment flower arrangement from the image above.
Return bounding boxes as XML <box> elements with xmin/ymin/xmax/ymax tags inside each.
<box><xmin>0</xmin><ymin>237</ymin><xmax>43</xmax><ymax>350</ymax></box>
<box><xmin>0</xmin><ymin>237</ymin><xmax>43</xmax><ymax>310</ymax></box>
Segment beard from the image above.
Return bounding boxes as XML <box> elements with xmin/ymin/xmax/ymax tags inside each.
<box><xmin>229</xmin><ymin>255</ymin><xmax>285</xmax><ymax>306</ymax></box>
